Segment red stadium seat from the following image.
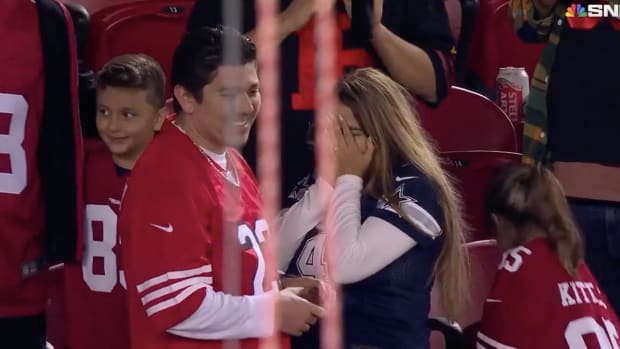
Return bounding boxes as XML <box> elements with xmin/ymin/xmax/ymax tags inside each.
<box><xmin>460</xmin><ymin>239</ymin><xmax>502</xmax><ymax>328</ymax></box>
<box><xmin>85</xmin><ymin>0</ymin><xmax>195</xmax><ymax>95</ymax></box>
<box><xmin>417</xmin><ymin>86</ymin><xmax>518</xmax><ymax>153</ymax></box>
<box><xmin>441</xmin><ymin>150</ymin><xmax>521</xmax><ymax>241</ymax></box>
<box><xmin>430</xmin><ymin>239</ymin><xmax>502</xmax><ymax>348</ymax></box>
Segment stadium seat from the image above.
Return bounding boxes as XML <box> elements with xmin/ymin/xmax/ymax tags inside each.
<box><xmin>64</xmin><ymin>3</ymin><xmax>90</xmax><ymax>60</ymax></box>
<box><xmin>417</xmin><ymin>86</ymin><xmax>518</xmax><ymax>153</ymax></box>
<box><xmin>441</xmin><ymin>150</ymin><xmax>521</xmax><ymax>241</ymax></box>
<box><xmin>85</xmin><ymin>0</ymin><xmax>195</xmax><ymax>95</ymax></box>
<box><xmin>430</xmin><ymin>239</ymin><xmax>502</xmax><ymax>348</ymax></box>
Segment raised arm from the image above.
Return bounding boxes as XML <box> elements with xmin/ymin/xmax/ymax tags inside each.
<box><xmin>187</xmin><ymin>0</ymin><xmax>316</xmax><ymax>49</ymax></box>
<box><xmin>367</xmin><ymin>0</ymin><xmax>456</xmax><ymax>104</ymax></box>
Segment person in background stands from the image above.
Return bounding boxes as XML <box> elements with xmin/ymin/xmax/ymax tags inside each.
<box><xmin>511</xmin><ymin>0</ymin><xmax>620</xmax><ymax>315</ymax></box>
<box><xmin>118</xmin><ymin>26</ymin><xmax>323</xmax><ymax>349</ymax></box>
<box><xmin>187</xmin><ymin>0</ymin><xmax>456</xmax><ymax>202</ymax></box>
<box><xmin>0</xmin><ymin>1</ymin><xmax>83</xmax><ymax>348</ymax></box>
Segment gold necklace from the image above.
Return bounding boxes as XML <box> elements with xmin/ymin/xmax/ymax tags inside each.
<box><xmin>172</xmin><ymin>120</ymin><xmax>240</xmax><ymax>187</ymax></box>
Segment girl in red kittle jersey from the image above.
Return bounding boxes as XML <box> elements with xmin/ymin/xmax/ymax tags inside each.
<box><xmin>478</xmin><ymin>165</ymin><xmax>620</xmax><ymax>349</ymax></box>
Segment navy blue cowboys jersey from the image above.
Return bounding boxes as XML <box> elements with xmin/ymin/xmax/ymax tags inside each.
<box><xmin>284</xmin><ymin>164</ymin><xmax>444</xmax><ymax>349</ymax></box>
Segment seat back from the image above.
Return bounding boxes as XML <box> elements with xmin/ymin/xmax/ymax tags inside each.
<box><xmin>430</xmin><ymin>239</ymin><xmax>502</xmax><ymax>348</ymax></box>
<box><xmin>85</xmin><ymin>0</ymin><xmax>194</xmax><ymax>95</ymax></box>
<box><xmin>441</xmin><ymin>150</ymin><xmax>521</xmax><ymax>241</ymax></box>
<box><xmin>417</xmin><ymin>86</ymin><xmax>517</xmax><ymax>153</ymax></box>
<box><xmin>461</xmin><ymin>239</ymin><xmax>502</xmax><ymax>327</ymax></box>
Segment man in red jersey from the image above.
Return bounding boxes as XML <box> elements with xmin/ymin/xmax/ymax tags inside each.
<box><xmin>119</xmin><ymin>26</ymin><xmax>323</xmax><ymax>349</ymax></box>
<box><xmin>0</xmin><ymin>0</ymin><xmax>82</xmax><ymax>348</ymax></box>
<box><xmin>63</xmin><ymin>54</ymin><xmax>167</xmax><ymax>349</ymax></box>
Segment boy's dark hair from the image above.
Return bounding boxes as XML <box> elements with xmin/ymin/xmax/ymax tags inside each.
<box><xmin>97</xmin><ymin>54</ymin><xmax>166</xmax><ymax>109</ymax></box>
<box><xmin>171</xmin><ymin>25</ymin><xmax>257</xmax><ymax>113</ymax></box>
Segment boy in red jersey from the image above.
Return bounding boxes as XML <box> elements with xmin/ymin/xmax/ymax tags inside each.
<box><xmin>478</xmin><ymin>166</ymin><xmax>620</xmax><ymax>348</ymax></box>
<box><xmin>118</xmin><ymin>26</ymin><xmax>323</xmax><ymax>349</ymax></box>
<box><xmin>63</xmin><ymin>54</ymin><xmax>167</xmax><ymax>349</ymax></box>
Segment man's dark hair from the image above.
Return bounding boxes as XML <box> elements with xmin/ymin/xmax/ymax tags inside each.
<box><xmin>96</xmin><ymin>54</ymin><xmax>166</xmax><ymax>109</ymax></box>
<box><xmin>171</xmin><ymin>25</ymin><xmax>257</xmax><ymax>113</ymax></box>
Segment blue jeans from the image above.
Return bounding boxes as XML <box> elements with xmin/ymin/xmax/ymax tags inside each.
<box><xmin>570</xmin><ymin>199</ymin><xmax>620</xmax><ymax>316</ymax></box>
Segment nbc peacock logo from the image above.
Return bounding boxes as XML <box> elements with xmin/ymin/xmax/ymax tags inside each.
<box><xmin>565</xmin><ymin>3</ymin><xmax>587</xmax><ymax>17</ymax></box>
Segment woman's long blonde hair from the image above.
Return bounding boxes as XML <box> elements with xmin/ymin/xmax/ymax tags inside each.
<box><xmin>337</xmin><ymin>68</ymin><xmax>468</xmax><ymax>319</ymax></box>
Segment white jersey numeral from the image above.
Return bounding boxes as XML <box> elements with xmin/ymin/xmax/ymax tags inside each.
<box><xmin>83</xmin><ymin>204</ymin><xmax>126</xmax><ymax>292</ymax></box>
<box><xmin>565</xmin><ymin>316</ymin><xmax>619</xmax><ymax>349</ymax></box>
<box><xmin>237</xmin><ymin>219</ymin><xmax>268</xmax><ymax>294</ymax></box>
<box><xmin>0</xmin><ymin>93</ymin><xmax>28</xmax><ymax>195</ymax></box>
<box><xmin>296</xmin><ymin>233</ymin><xmax>327</xmax><ymax>279</ymax></box>
<box><xmin>498</xmin><ymin>246</ymin><xmax>532</xmax><ymax>273</ymax></box>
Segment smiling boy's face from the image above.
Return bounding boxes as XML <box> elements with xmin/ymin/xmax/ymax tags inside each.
<box><xmin>96</xmin><ymin>86</ymin><xmax>164</xmax><ymax>168</ymax></box>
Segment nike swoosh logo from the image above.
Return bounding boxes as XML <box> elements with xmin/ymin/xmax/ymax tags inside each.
<box><xmin>395</xmin><ymin>176</ymin><xmax>417</xmax><ymax>182</ymax></box>
<box><xmin>108</xmin><ymin>197</ymin><xmax>121</xmax><ymax>206</ymax></box>
<box><xmin>150</xmin><ymin>223</ymin><xmax>174</xmax><ymax>233</ymax></box>
<box><xmin>485</xmin><ymin>298</ymin><xmax>503</xmax><ymax>303</ymax></box>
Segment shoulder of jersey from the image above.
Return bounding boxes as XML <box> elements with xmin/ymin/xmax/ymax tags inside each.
<box><xmin>132</xmin><ymin>121</ymin><xmax>185</xmax><ymax>172</ymax></box>
<box><xmin>497</xmin><ymin>238</ymin><xmax>553</xmax><ymax>276</ymax></box>
<box><xmin>288</xmin><ymin>174</ymin><xmax>315</xmax><ymax>201</ymax></box>
<box><xmin>392</xmin><ymin>164</ymin><xmax>438</xmax><ymax>205</ymax></box>
<box><xmin>393</xmin><ymin>163</ymin><xmax>426</xmax><ymax>186</ymax></box>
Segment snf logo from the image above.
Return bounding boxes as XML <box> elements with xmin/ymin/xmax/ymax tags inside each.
<box><xmin>565</xmin><ymin>3</ymin><xmax>620</xmax><ymax>18</ymax></box>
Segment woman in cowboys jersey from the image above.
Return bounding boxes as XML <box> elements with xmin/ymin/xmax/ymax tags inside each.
<box><xmin>278</xmin><ymin>68</ymin><xmax>468</xmax><ymax>349</ymax></box>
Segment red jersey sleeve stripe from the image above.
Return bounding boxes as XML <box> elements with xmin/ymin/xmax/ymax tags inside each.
<box><xmin>477</xmin><ymin>332</ymin><xmax>517</xmax><ymax>349</ymax></box>
<box><xmin>140</xmin><ymin>276</ymin><xmax>213</xmax><ymax>306</ymax></box>
<box><xmin>145</xmin><ymin>284</ymin><xmax>208</xmax><ymax>317</ymax></box>
<box><xmin>137</xmin><ymin>264</ymin><xmax>212</xmax><ymax>293</ymax></box>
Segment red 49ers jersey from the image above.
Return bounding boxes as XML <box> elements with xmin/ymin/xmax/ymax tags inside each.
<box><xmin>119</xmin><ymin>119</ymin><xmax>288</xmax><ymax>349</ymax></box>
<box><xmin>0</xmin><ymin>0</ymin><xmax>48</xmax><ymax>317</ymax></box>
<box><xmin>478</xmin><ymin>238</ymin><xmax>620</xmax><ymax>349</ymax></box>
<box><xmin>63</xmin><ymin>141</ymin><xmax>130</xmax><ymax>349</ymax></box>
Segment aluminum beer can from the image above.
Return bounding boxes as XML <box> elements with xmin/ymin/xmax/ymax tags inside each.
<box><xmin>496</xmin><ymin>67</ymin><xmax>530</xmax><ymax>121</ymax></box>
